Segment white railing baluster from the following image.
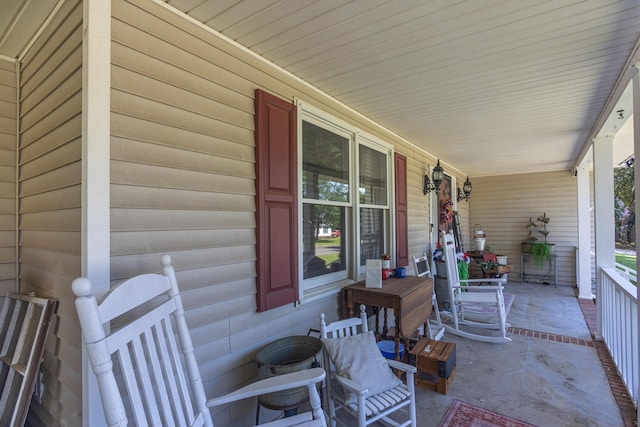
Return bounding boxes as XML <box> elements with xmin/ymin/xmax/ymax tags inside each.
<box><xmin>614</xmin><ymin>262</ymin><xmax>636</xmax><ymax>285</ymax></box>
<box><xmin>600</xmin><ymin>267</ymin><xmax>638</xmax><ymax>407</ymax></box>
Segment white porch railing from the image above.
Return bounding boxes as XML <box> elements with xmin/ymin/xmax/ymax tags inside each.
<box><xmin>615</xmin><ymin>262</ymin><xmax>637</xmax><ymax>285</ymax></box>
<box><xmin>600</xmin><ymin>267</ymin><xmax>638</xmax><ymax>406</ymax></box>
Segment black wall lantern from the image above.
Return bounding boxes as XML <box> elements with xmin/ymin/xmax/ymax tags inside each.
<box><xmin>423</xmin><ymin>159</ymin><xmax>444</xmax><ymax>195</ymax></box>
<box><xmin>457</xmin><ymin>176</ymin><xmax>472</xmax><ymax>202</ymax></box>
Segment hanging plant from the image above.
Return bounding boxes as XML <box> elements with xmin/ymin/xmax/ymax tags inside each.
<box><xmin>530</xmin><ymin>243</ymin><xmax>553</xmax><ymax>268</ymax></box>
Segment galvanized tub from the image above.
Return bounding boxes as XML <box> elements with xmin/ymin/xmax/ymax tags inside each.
<box><xmin>254</xmin><ymin>336</ymin><xmax>323</xmax><ymax>410</ymax></box>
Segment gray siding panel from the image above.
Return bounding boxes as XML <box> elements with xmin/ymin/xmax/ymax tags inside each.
<box><xmin>19</xmin><ymin>0</ymin><xmax>83</xmax><ymax>425</ymax></box>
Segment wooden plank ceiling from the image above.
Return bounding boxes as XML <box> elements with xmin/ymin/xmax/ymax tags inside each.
<box><xmin>2</xmin><ymin>0</ymin><xmax>640</xmax><ymax>176</ymax></box>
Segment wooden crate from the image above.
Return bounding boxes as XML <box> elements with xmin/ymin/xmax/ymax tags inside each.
<box><xmin>408</xmin><ymin>338</ymin><xmax>456</xmax><ymax>394</ymax></box>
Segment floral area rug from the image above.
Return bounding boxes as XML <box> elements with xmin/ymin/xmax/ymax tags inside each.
<box><xmin>439</xmin><ymin>399</ymin><xmax>537</xmax><ymax>427</ymax></box>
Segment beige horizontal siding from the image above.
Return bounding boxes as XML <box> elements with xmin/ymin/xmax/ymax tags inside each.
<box><xmin>111</xmin><ymin>113</ymin><xmax>254</xmax><ymax>159</ymax></box>
<box><xmin>19</xmin><ymin>0</ymin><xmax>83</xmax><ymax>425</ymax></box>
<box><xmin>0</xmin><ymin>57</ymin><xmax>15</xmax><ymax>298</ymax></box>
<box><xmin>20</xmin><ymin>186</ymin><xmax>80</xmax><ymax>213</ymax></box>
<box><xmin>110</xmin><ymin>1</ymin><xmax>461</xmax><ymax>425</ymax></box>
<box><xmin>20</xmin><ymin>116</ymin><xmax>81</xmax><ymax>165</ymax></box>
<box><xmin>20</xmin><ymin>3</ymin><xmax>82</xmax><ymax>95</ymax></box>
<box><xmin>111</xmin><ymin>136</ymin><xmax>254</xmax><ymax>178</ymax></box>
<box><xmin>470</xmin><ymin>171</ymin><xmax>577</xmax><ymax>286</ymax></box>
<box><xmin>20</xmin><ymin>162</ymin><xmax>81</xmax><ymax>197</ymax></box>
<box><xmin>0</xmin><ymin>133</ymin><xmax>15</xmax><ymax>150</ymax></box>
<box><xmin>20</xmin><ymin>137</ymin><xmax>81</xmax><ymax>181</ymax></box>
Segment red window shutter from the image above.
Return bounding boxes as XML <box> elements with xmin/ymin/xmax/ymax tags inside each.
<box><xmin>255</xmin><ymin>89</ymin><xmax>298</xmax><ymax>312</ymax></box>
<box><xmin>395</xmin><ymin>153</ymin><xmax>409</xmax><ymax>267</ymax></box>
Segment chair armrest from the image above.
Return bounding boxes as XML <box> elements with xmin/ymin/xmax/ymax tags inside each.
<box><xmin>386</xmin><ymin>359</ymin><xmax>417</xmax><ymax>374</ymax></box>
<box><xmin>463</xmin><ymin>278</ymin><xmax>505</xmax><ymax>285</ymax></box>
<box><xmin>207</xmin><ymin>367</ymin><xmax>325</xmax><ymax>407</ymax></box>
<box><xmin>457</xmin><ymin>283</ymin><xmax>504</xmax><ymax>291</ymax></box>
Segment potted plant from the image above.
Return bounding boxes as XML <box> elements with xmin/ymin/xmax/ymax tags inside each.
<box><xmin>530</xmin><ymin>242</ymin><xmax>553</xmax><ymax>268</ymax></box>
<box><xmin>522</xmin><ymin>213</ymin><xmax>555</xmax><ymax>265</ymax></box>
<box><xmin>432</xmin><ymin>244</ymin><xmax>469</xmax><ymax>279</ymax></box>
<box><xmin>432</xmin><ymin>244</ymin><xmax>446</xmax><ymax>277</ymax></box>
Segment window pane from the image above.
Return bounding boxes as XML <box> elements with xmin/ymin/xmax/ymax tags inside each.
<box><xmin>302</xmin><ymin>204</ymin><xmax>346</xmax><ymax>279</ymax></box>
<box><xmin>359</xmin><ymin>145</ymin><xmax>387</xmax><ymax>205</ymax></box>
<box><xmin>360</xmin><ymin>207</ymin><xmax>385</xmax><ymax>265</ymax></box>
<box><xmin>302</xmin><ymin>121</ymin><xmax>350</xmax><ymax>202</ymax></box>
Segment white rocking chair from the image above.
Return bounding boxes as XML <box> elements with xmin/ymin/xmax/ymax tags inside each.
<box><xmin>412</xmin><ymin>252</ymin><xmax>445</xmax><ymax>341</ymax></box>
<box><xmin>319</xmin><ymin>305</ymin><xmax>416</xmax><ymax>427</ymax></box>
<box><xmin>439</xmin><ymin>231</ymin><xmax>512</xmax><ymax>343</ymax></box>
<box><xmin>73</xmin><ymin>254</ymin><xmax>326</xmax><ymax>427</ymax></box>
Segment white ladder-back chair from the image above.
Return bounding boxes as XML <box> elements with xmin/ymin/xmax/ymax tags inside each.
<box><xmin>73</xmin><ymin>254</ymin><xmax>326</xmax><ymax>427</ymax></box>
<box><xmin>319</xmin><ymin>305</ymin><xmax>416</xmax><ymax>427</ymax></box>
<box><xmin>411</xmin><ymin>253</ymin><xmax>444</xmax><ymax>341</ymax></box>
<box><xmin>440</xmin><ymin>231</ymin><xmax>512</xmax><ymax>343</ymax></box>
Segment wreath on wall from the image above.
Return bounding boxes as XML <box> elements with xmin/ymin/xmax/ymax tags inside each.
<box><xmin>439</xmin><ymin>198</ymin><xmax>454</xmax><ymax>228</ymax></box>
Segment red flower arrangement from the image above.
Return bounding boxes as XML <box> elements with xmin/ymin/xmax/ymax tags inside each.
<box><xmin>440</xmin><ymin>198</ymin><xmax>454</xmax><ymax>227</ymax></box>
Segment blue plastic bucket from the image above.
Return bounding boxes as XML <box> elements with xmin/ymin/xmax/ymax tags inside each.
<box><xmin>377</xmin><ymin>340</ymin><xmax>404</xmax><ymax>359</ymax></box>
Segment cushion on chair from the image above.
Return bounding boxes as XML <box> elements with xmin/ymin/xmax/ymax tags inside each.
<box><xmin>322</xmin><ymin>330</ymin><xmax>402</xmax><ymax>404</ymax></box>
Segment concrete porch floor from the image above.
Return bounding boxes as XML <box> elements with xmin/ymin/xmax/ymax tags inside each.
<box><xmin>39</xmin><ymin>276</ymin><xmax>634</xmax><ymax>426</ymax></box>
<box><xmin>409</xmin><ymin>281</ymin><xmax>633</xmax><ymax>427</ymax></box>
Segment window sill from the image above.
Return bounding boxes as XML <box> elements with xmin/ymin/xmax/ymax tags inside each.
<box><xmin>300</xmin><ymin>278</ymin><xmax>358</xmax><ymax>305</ymax></box>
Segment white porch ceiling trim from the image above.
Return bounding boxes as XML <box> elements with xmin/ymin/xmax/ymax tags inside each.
<box><xmin>573</xmin><ymin>36</ymin><xmax>640</xmax><ymax>171</ymax></box>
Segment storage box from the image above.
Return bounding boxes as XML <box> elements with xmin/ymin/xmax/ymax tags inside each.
<box><xmin>408</xmin><ymin>339</ymin><xmax>456</xmax><ymax>394</ymax></box>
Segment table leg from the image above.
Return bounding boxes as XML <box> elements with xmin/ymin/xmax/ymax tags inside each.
<box><xmin>395</xmin><ymin>316</ymin><xmax>404</xmax><ymax>361</ymax></box>
<box><xmin>394</xmin><ymin>336</ymin><xmax>400</xmax><ymax>361</ymax></box>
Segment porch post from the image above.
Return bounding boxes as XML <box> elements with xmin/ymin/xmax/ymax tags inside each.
<box><xmin>633</xmin><ymin>65</ymin><xmax>640</xmax><ymax>421</ymax></box>
<box><xmin>575</xmin><ymin>163</ymin><xmax>592</xmax><ymax>299</ymax></box>
<box><xmin>82</xmin><ymin>0</ymin><xmax>111</xmax><ymax>424</ymax></box>
<box><xmin>592</xmin><ymin>135</ymin><xmax>615</xmax><ymax>340</ymax></box>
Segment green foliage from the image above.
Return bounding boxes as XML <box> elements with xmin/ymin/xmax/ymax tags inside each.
<box><xmin>315</xmin><ymin>237</ymin><xmax>340</xmax><ymax>246</ymax></box>
<box><xmin>478</xmin><ymin>261</ymin><xmax>499</xmax><ymax>270</ymax></box>
<box><xmin>530</xmin><ymin>243</ymin><xmax>553</xmax><ymax>268</ymax></box>
<box><xmin>318</xmin><ymin>253</ymin><xmax>339</xmax><ymax>265</ymax></box>
<box><xmin>614</xmin><ymin>166</ymin><xmax>635</xmax><ymax>242</ymax></box>
<box><xmin>616</xmin><ymin>253</ymin><xmax>636</xmax><ymax>271</ymax></box>
<box><xmin>614</xmin><ymin>166</ymin><xmax>634</xmax><ymax>208</ymax></box>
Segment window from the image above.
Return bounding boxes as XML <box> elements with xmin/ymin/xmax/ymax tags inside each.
<box><xmin>359</xmin><ymin>144</ymin><xmax>388</xmax><ymax>265</ymax></box>
<box><xmin>298</xmin><ymin>102</ymin><xmax>393</xmax><ymax>298</ymax></box>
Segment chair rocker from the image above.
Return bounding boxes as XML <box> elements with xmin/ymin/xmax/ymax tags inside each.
<box><xmin>438</xmin><ymin>231</ymin><xmax>512</xmax><ymax>343</ymax></box>
<box><xmin>319</xmin><ymin>305</ymin><xmax>416</xmax><ymax>427</ymax></box>
<box><xmin>411</xmin><ymin>252</ymin><xmax>445</xmax><ymax>341</ymax></box>
<box><xmin>73</xmin><ymin>254</ymin><xmax>326</xmax><ymax>427</ymax></box>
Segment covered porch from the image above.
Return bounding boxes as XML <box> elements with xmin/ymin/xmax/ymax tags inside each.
<box><xmin>413</xmin><ymin>280</ymin><xmax>632</xmax><ymax>427</ymax></box>
<box><xmin>0</xmin><ymin>1</ymin><xmax>639</xmax><ymax>425</ymax></box>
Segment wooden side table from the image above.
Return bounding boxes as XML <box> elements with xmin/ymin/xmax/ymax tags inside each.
<box><xmin>343</xmin><ymin>276</ymin><xmax>433</xmax><ymax>359</ymax></box>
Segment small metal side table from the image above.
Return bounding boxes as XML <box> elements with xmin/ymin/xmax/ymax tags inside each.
<box><xmin>520</xmin><ymin>253</ymin><xmax>557</xmax><ymax>287</ymax></box>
